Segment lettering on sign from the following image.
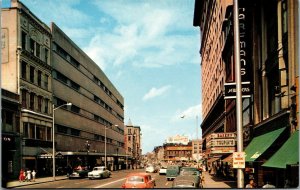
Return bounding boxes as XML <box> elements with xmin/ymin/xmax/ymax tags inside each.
<box><xmin>207</xmin><ymin>139</ymin><xmax>236</xmax><ymax>147</ymax></box>
<box><xmin>233</xmin><ymin>152</ymin><xmax>245</xmax><ymax>169</ymax></box>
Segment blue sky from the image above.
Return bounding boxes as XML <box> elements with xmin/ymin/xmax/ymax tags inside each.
<box><xmin>3</xmin><ymin>0</ymin><xmax>202</xmax><ymax>153</ymax></box>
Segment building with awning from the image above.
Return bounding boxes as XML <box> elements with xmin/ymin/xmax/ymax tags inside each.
<box><xmin>244</xmin><ymin>128</ymin><xmax>286</xmax><ymax>162</ymax></box>
<box><xmin>262</xmin><ymin>131</ymin><xmax>299</xmax><ymax>168</ymax></box>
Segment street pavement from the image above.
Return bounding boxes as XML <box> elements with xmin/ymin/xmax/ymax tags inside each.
<box><xmin>6</xmin><ymin>170</ymin><xmax>237</xmax><ymax>189</ymax></box>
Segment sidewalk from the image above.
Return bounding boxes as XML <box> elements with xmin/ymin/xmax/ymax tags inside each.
<box><xmin>202</xmin><ymin>171</ymin><xmax>237</xmax><ymax>188</ymax></box>
<box><xmin>6</xmin><ymin>175</ymin><xmax>68</xmax><ymax>188</ymax></box>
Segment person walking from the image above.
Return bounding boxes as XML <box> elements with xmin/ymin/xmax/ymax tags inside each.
<box><xmin>245</xmin><ymin>179</ymin><xmax>256</xmax><ymax>188</ymax></box>
<box><xmin>32</xmin><ymin>170</ymin><xmax>36</xmax><ymax>182</ymax></box>
<box><xmin>19</xmin><ymin>169</ymin><xmax>25</xmax><ymax>182</ymax></box>
<box><xmin>26</xmin><ymin>169</ymin><xmax>32</xmax><ymax>182</ymax></box>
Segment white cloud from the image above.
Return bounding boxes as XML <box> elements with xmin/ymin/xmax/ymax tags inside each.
<box><xmin>143</xmin><ymin>85</ymin><xmax>171</xmax><ymax>101</ymax></box>
<box><xmin>171</xmin><ymin>104</ymin><xmax>202</xmax><ymax>122</ymax></box>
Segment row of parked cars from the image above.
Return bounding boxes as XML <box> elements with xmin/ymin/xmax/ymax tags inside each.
<box><xmin>144</xmin><ymin>164</ymin><xmax>203</xmax><ymax>188</ymax></box>
<box><xmin>68</xmin><ymin>166</ymin><xmax>111</xmax><ymax>180</ymax></box>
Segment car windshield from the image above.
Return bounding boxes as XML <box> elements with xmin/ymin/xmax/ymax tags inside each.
<box><xmin>94</xmin><ymin>168</ymin><xmax>104</xmax><ymax>171</ymax></box>
<box><xmin>180</xmin><ymin>171</ymin><xmax>199</xmax><ymax>176</ymax></box>
<box><xmin>128</xmin><ymin>176</ymin><xmax>144</xmax><ymax>183</ymax></box>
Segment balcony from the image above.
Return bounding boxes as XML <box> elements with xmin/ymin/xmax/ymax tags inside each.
<box><xmin>23</xmin><ymin>138</ymin><xmax>53</xmax><ymax>148</ymax></box>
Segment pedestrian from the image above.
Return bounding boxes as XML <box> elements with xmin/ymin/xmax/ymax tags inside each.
<box><xmin>262</xmin><ymin>181</ymin><xmax>275</xmax><ymax>188</ymax></box>
<box><xmin>32</xmin><ymin>170</ymin><xmax>36</xmax><ymax>182</ymax></box>
<box><xmin>19</xmin><ymin>169</ymin><xmax>25</xmax><ymax>182</ymax></box>
<box><xmin>26</xmin><ymin>169</ymin><xmax>32</xmax><ymax>182</ymax></box>
<box><xmin>245</xmin><ymin>179</ymin><xmax>256</xmax><ymax>188</ymax></box>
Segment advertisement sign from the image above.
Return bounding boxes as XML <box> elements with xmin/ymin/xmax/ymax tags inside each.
<box><xmin>208</xmin><ymin>132</ymin><xmax>236</xmax><ymax>139</ymax></box>
<box><xmin>233</xmin><ymin>152</ymin><xmax>245</xmax><ymax>168</ymax></box>
<box><xmin>224</xmin><ymin>82</ymin><xmax>251</xmax><ymax>99</ymax></box>
<box><xmin>207</xmin><ymin>139</ymin><xmax>236</xmax><ymax>148</ymax></box>
<box><xmin>209</xmin><ymin>147</ymin><xmax>235</xmax><ymax>154</ymax></box>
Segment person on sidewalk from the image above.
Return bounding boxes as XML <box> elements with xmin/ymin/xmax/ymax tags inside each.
<box><xmin>32</xmin><ymin>170</ymin><xmax>36</xmax><ymax>182</ymax></box>
<box><xmin>19</xmin><ymin>169</ymin><xmax>25</xmax><ymax>182</ymax></box>
<box><xmin>245</xmin><ymin>179</ymin><xmax>256</xmax><ymax>188</ymax></box>
<box><xmin>26</xmin><ymin>169</ymin><xmax>32</xmax><ymax>182</ymax></box>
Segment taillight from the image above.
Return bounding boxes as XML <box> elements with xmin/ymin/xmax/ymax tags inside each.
<box><xmin>121</xmin><ymin>184</ymin><xmax>125</xmax><ymax>188</ymax></box>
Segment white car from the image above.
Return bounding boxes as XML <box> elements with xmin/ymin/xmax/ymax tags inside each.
<box><xmin>88</xmin><ymin>166</ymin><xmax>111</xmax><ymax>179</ymax></box>
<box><xmin>159</xmin><ymin>166</ymin><xmax>167</xmax><ymax>175</ymax></box>
<box><xmin>145</xmin><ymin>165</ymin><xmax>155</xmax><ymax>173</ymax></box>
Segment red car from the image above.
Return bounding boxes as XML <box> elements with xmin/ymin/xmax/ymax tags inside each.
<box><xmin>121</xmin><ymin>173</ymin><xmax>156</xmax><ymax>188</ymax></box>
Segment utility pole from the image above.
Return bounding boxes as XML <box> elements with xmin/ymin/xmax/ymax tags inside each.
<box><xmin>233</xmin><ymin>0</ymin><xmax>244</xmax><ymax>188</ymax></box>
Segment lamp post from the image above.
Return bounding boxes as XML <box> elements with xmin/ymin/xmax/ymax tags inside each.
<box><xmin>104</xmin><ymin>124</ymin><xmax>118</xmax><ymax>169</ymax></box>
<box><xmin>85</xmin><ymin>141</ymin><xmax>90</xmax><ymax>168</ymax></box>
<box><xmin>52</xmin><ymin>102</ymin><xmax>72</xmax><ymax>181</ymax></box>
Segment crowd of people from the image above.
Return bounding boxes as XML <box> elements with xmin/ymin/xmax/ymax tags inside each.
<box><xmin>18</xmin><ymin>169</ymin><xmax>37</xmax><ymax>182</ymax></box>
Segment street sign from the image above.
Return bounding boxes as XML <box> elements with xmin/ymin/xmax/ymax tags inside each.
<box><xmin>233</xmin><ymin>152</ymin><xmax>245</xmax><ymax>168</ymax></box>
<box><xmin>224</xmin><ymin>82</ymin><xmax>251</xmax><ymax>99</ymax></box>
<box><xmin>207</xmin><ymin>139</ymin><xmax>236</xmax><ymax>147</ymax></box>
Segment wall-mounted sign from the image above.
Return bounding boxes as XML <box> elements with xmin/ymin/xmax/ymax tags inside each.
<box><xmin>233</xmin><ymin>152</ymin><xmax>245</xmax><ymax>168</ymax></box>
<box><xmin>224</xmin><ymin>82</ymin><xmax>251</xmax><ymax>99</ymax></box>
<box><xmin>208</xmin><ymin>132</ymin><xmax>236</xmax><ymax>139</ymax></box>
<box><xmin>208</xmin><ymin>147</ymin><xmax>235</xmax><ymax>154</ymax></box>
<box><xmin>207</xmin><ymin>139</ymin><xmax>236</xmax><ymax>148</ymax></box>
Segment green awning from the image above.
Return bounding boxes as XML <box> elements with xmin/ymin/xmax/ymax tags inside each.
<box><xmin>245</xmin><ymin>127</ymin><xmax>285</xmax><ymax>162</ymax></box>
<box><xmin>262</xmin><ymin>131</ymin><xmax>299</xmax><ymax>168</ymax></box>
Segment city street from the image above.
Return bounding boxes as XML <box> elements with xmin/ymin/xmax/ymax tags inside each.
<box><xmin>8</xmin><ymin>169</ymin><xmax>236</xmax><ymax>189</ymax></box>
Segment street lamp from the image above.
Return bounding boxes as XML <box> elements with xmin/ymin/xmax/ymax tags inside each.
<box><xmin>104</xmin><ymin>124</ymin><xmax>118</xmax><ymax>169</ymax></box>
<box><xmin>52</xmin><ymin>102</ymin><xmax>72</xmax><ymax>181</ymax></box>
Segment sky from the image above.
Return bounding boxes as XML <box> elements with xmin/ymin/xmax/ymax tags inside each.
<box><xmin>3</xmin><ymin>0</ymin><xmax>202</xmax><ymax>153</ymax></box>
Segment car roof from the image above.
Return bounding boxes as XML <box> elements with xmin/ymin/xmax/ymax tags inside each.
<box><xmin>127</xmin><ymin>172</ymin><xmax>150</xmax><ymax>177</ymax></box>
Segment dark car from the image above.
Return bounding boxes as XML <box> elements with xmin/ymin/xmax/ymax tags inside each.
<box><xmin>178</xmin><ymin>170</ymin><xmax>202</xmax><ymax>188</ymax></box>
<box><xmin>69</xmin><ymin>167</ymin><xmax>90</xmax><ymax>179</ymax></box>
<box><xmin>166</xmin><ymin>165</ymin><xmax>181</xmax><ymax>181</ymax></box>
<box><xmin>172</xmin><ymin>175</ymin><xmax>201</xmax><ymax>188</ymax></box>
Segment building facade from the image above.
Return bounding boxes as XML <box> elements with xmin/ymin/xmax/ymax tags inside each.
<box><xmin>194</xmin><ymin>0</ymin><xmax>299</xmax><ymax>187</ymax></box>
<box><xmin>125</xmin><ymin>119</ymin><xmax>142</xmax><ymax>169</ymax></box>
<box><xmin>50</xmin><ymin>22</ymin><xmax>125</xmax><ymax>171</ymax></box>
<box><xmin>1</xmin><ymin>89</ymin><xmax>21</xmax><ymax>184</ymax></box>
<box><xmin>191</xmin><ymin>139</ymin><xmax>202</xmax><ymax>162</ymax></box>
<box><xmin>163</xmin><ymin>142</ymin><xmax>193</xmax><ymax>162</ymax></box>
<box><xmin>2</xmin><ymin>0</ymin><xmax>53</xmax><ymax>174</ymax></box>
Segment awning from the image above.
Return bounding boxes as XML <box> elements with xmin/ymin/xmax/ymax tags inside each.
<box><xmin>222</xmin><ymin>154</ymin><xmax>233</xmax><ymax>163</ymax></box>
<box><xmin>207</xmin><ymin>157</ymin><xmax>220</xmax><ymax>163</ymax></box>
<box><xmin>262</xmin><ymin>131</ymin><xmax>299</xmax><ymax>168</ymax></box>
<box><xmin>245</xmin><ymin>127</ymin><xmax>285</xmax><ymax>162</ymax></box>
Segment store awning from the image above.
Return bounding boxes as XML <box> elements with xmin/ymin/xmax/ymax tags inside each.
<box><xmin>222</xmin><ymin>154</ymin><xmax>233</xmax><ymax>163</ymax></box>
<box><xmin>245</xmin><ymin>127</ymin><xmax>285</xmax><ymax>162</ymax></box>
<box><xmin>262</xmin><ymin>131</ymin><xmax>299</xmax><ymax>168</ymax></box>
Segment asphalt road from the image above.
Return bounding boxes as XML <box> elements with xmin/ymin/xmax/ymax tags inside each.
<box><xmin>15</xmin><ymin>169</ymin><xmax>173</xmax><ymax>189</ymax></box>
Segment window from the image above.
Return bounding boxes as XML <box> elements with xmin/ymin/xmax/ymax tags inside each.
<box><xmin>44</xmin><ymin>74</ymin><xmax>49</xmax><ymax>90</ymax></box>
<box><xmin>44</xmin><ymin>48</ymin><xmax>49</xmax><ymax>64</ymax></box>
<box><xmin>21</xmin><ymin>31</ymin><xmax>27</xmax><ymax>50</ymax></box>
<box><xmin>47</xmin><ymin>127</ymin><xmax>51</xmax><ymax>141</ymax></box>
<box><xmin>30</xmin><ymin>66</ymin><xmax>35</xmax><ymax>83</ymax></box>
<box><xmin>23</xmin><ymin>123</ymin><xmax>29</xmax><ymax>138</ymax></box>
<box><xmin>21</xmin><ymin>90</ymin><xmax>27</xmax><ymax>108</ymax></box>
<box><xmin>21</xmin><ymin>61</ymin><xmax>27</xmax><ymax>79</ymax></box>
<box><xmin>44</xmin><ymin>99</ymin><xmax>49</xmax><ymax>114</ymax></box>
<box><xmin>71</xmin><ymin>105</ymin><xmax>80</xmax><ymax>113</ymax></box>
<box><xmin>37</xmin><ymin>96</ymin><xmax>42</xmax><ymax>112</ymax></box>
<box><xmin>70</xmin><ymin>81</ymin><xmax>80</xmax><ymax>91</ymax></box>
<box><xmin>36</xmin><ymin>125</ymin><xmax>45</xmax><ymax>140</ymax></box>
<box><xmin>29</xmin><ymin>123</ymin><xmax>35</xmax><ymax>139</ymax></box>
<box><xmin>56</xmin><ymin>72</ymin><xmax>68</xmax><ymax>84</ymax></box>
<box><xmin>38</xmin><ymin>70</ymin><xmax>42</xmax><ymax>86</ymax></box>
<box><xmin>30</xmin><ymin>38</ymin><xmax>35</xmax><ymax>54</ymax></box>
<box><xmin>57</xmin><ymin>125</ymin><xmax>68</xmax><ymax>134</ymax></box>
<box><xmin>71</xmin><ymin>128</ymin><xmax>80</xmax><ymax>136</ymax></box>
<box><xmin>36</xmin><ymin>43</ymin><xmax>40</xmax><ymax>58</ymax></box>
<box><xmin>29</xmin><ymin>92</ymin><xmax>35</xmax><ymax>110</ymax></box>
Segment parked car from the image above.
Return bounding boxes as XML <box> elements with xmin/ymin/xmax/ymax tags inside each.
<box><xmin>145</xmin><ymin>165</ymin><xmax>156</xmax><ymax>173</ymax></box>
<box><xmin>159</xmin><ymin>166</ymin><xmax>167</xmax><ymax>175</ymax></box>
<box><xmin>178</xmin><ymin>170</ymin><xmax>201</xmax><ymax>188</ymax></box>
<box><xmin>166</xmin><ymin>165</ymin><xmax>181</xmax><ymax>181</ymax></box>
<box><xmin>121</xmin><ymin>173</ymin><xmax>156</xmax><ymax>188</ymax></box>
<box><xmin>88</xmin><ymin>166</ymin><xmax>111</xmax><ymax>179</ymax></box>
<box><xmin>172</xmin><ymin>175</ymin><xmax>200</xmax><ymax>188</ymax></box>
<box><xmin>69</xmin><ymin>167</ymin><xmax>90</xmax><ymax>179</ymax></box>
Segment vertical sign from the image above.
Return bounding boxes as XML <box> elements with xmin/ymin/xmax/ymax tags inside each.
<box><xmin>1</xmin><ymin>28</ymin><xmax>8</xmax><ymax>63</ymax></box>
<box><xmin>233</xmin><ymin>152</ymin><xmax>245</xmax><ymax>168</ymax></box>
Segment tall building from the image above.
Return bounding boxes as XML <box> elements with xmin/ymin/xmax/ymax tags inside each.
<box><xmin>191</xmin><ymin>139</ymin><xmax>202</xmax><ymax>162</ymax></box>
<box><xmin>194</xmin><ymin>0</ymin><xmax>299</xmax><ymax>187</ymax></box>
<box><xmin>125</xmin><ymin>119</ymin><xmax>142</xmax><ymax>169</ymax></box>
<box><xmin>2</xmin><ymin>0</ymin><xmax>53</xmax><ymax>174</ymax></box>
<box><xmin>50</xmin><ymin>22</ymin><xmax>125</xmax><ymax>171</ymax></box>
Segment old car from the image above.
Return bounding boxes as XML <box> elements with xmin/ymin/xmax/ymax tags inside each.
<box><xmin>159</xmin><ymin>166</ymin><xmax>167</xmax><ymax>175</ymax></box>
<box><xmin>166</xmin><ymin>165</ymin><xmax>181</xmax><ymax>181</ymax></box>
<box><xmin>88</xmin><ymin>166</ymin><xmax>111</xmax><ymax>179</ymax></box>
<box><xmin>172</xmin><ymin>175</ymin><xmax>201</xmax><ymax>188</ymax></box>
<box><xmin>121</xmin><ymin>173</ymin><xmax>156</xmax><ymax>188</ymax></box>
<box><xmin>69</xmin><ymin>166</ymin><xmax>90</xmax><ymax>179</ymax></box>
<box><xmin>178</xmin><ymin>170</ymin><xmax>201</xmax><ymax>188</ymax></box>
<box><xmin>145</xmin><ymin>164</ymin><xmax>157</xmax><ymax>173</ymax></box>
